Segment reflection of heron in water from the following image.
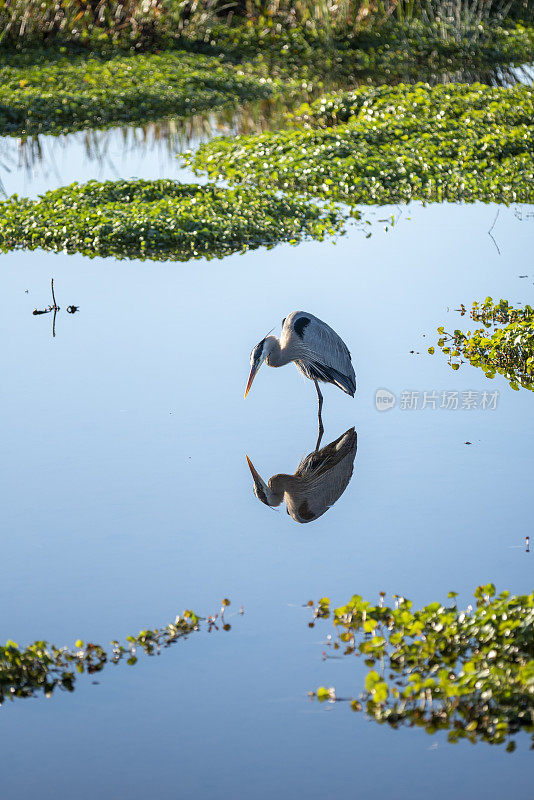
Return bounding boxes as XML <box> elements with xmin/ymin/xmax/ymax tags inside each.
<box><xmin>246</xmin><ymin>428</ymin><xmax>357</xmax><ymax>524</ymax></box>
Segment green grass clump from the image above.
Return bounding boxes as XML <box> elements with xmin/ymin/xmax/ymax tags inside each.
<box><xmin>0</xmin><ymin>49</ymin><xmax>276</xmax><ymax>136</ymax></box>
<box><xmin>0</xmin><ymin>179</ymin><xmax>343</xmax><ymax>261</ymax></box>
<box><xmin>187</xmin><ymin>83</ymin><xmax>534</xmax><ymax>205</ymax></box>
<box><xmin>310</xmin><ymin>586</ymin><xmax>534</xmax><ymax>749</ymax></box>
<box><xmin>432</xmin><ymin>298</ymin><xmax>534</xmax><ymax>391</ymax></box>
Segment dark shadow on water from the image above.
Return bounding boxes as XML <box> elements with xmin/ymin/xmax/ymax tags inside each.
<box><xmin>246</xmin><ymin>427</ymin><xmax>358</xmax><ymax>523</ymax></box>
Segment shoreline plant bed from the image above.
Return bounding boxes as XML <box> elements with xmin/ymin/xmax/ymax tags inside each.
<box><xmin>0</xmin><ymin>49</ymin><xmax>277</xmax><ymax>136</ymax></box>
<box><xmin>186</xmin><ymin>82</ymin><xmax>534</xmax><ymax>205</ymax></box>
<box><xmin>308</xmin><ymin>586</ymin><xmax>534</xmax><ymax>749</ymax></box>
<box><xmin>0</xmin><ymin>18</ymin><xmax>532</xmax><ymax>136</ymax></box>
<box><xmin>1</xmin><ymin>0</ymin><xmax>532</xmax><ymax>71</ymax></box>
<box><xmin>0</xmin><ymin>179</ymin><xmax>344</xmax><ymax>261</ymax></box>
<box><xmin>430</xmin><ymin>298</ymin><xmax>534</xmax><ymax>391</ymax></box>
<box><xmin>186</xmin><ymin>21</ymin><xmax>534</xmax><ymax>82</ymax></box>
<box><xmin>0</xmin><ymin>605</ymin><xmax>232</xmax><ymax>704</ymax></box>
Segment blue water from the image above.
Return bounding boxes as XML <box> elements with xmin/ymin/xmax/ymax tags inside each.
<box><xmin>0</xmin><ymin>120</ymin><xmax>532</xmax><ymax>799</ymax></box>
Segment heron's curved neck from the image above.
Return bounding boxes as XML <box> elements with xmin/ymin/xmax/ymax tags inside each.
<box><xmin>265</xmin><ymin>336</ymin><xmax>292</xmax><ymax>368</ymax></box>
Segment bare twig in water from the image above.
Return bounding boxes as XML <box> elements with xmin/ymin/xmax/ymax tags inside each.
<box><xmin>488</xmin><ymin>208</ymin><xmax>501</xmax><ymax>255</ymax></box>
<box><xmin>33</xmin><ymin>279</ymin><xmax>78</xmax><ymax>336</ymax></box>
<box><xmin>33</xmin><ymin>278</ymin><xmax>61</xmax><ymax>336</ymax></box>
<box><xmin>50</xmin><ymin>277</ymin><xmax>59</xmax><ymax>337</ymax></box>
<box><xmin>50</xmin><ymin>278</ymin><xmax>58</xmax><ymax>310</ymax></box>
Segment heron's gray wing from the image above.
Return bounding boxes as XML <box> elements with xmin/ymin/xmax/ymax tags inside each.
<box><xmin>296</xmin><ymin>428</ymin><xmax>357</xmax><ymax>478</ymax></box>
<box><xmin>287</xmin><ymin>311</ymin><xmax>356</xmax><ymax>395</ymax></box>
<box><xmin>283</xmin><ymin>429</ymin><xmax>358</xmax><ymax>523</ymax></box>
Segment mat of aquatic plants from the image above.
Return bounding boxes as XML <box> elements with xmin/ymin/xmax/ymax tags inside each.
<box><xmin>0</xmin><ymin>49</ymin><xmax>276</xmax><ymax>136</ymax></box>
<box><xmin>0</xmin><ymin>606</ymin><xmax>229</xmax><ymax>704</ymax></box>
<box><xmin>430</xmin><ymin>298</ymin><xmax>534</xmax><ymax>391</ymax></box>
<box><xmin>192</xmin><ymin>21</ymin><xmax>534</xmax><ymax>82</ymax></box>
<box><xmin>187</xmin><ymin>83</ymin><xmax>534</xmax><ymax>205</ymax></box>
<box><xmin>309</xmin><ymin>586</ymin><xmax>534</xmax><ymax>749</ymax></box>
<box><xmin>1</xmin><ymin>16</ymin><xmax>532</xmax><ymax>136</ymax></box>
<box><xmin>0</xmin><ymin>179</ymin><xmax>343</xmax><ymax>261</ymax></box>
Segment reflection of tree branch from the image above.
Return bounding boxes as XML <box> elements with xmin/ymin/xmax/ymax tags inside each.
<box><xmin>488</xmin><ymin>208</ymin><xmax>501</xmax><ymax>255</ymax></box>
<box><xmin>50</xmin><ymin>277</ymin><xmax>59</xmax><ymax>337</ymax></box>
<box><xmin>50</xmin><ymin>277</ymin><xmax>58</xmax><ymax>310</ymax></box>
<box><xmin>33</xmin><ymin>278</ymin><xmax>77</xmax><ymax>338</ymax></box>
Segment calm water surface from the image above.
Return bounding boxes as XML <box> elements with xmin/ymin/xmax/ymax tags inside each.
<box><xmin>0</xmin><ymin>106</ymin><xmax>533</xmax><ymax>798</ymax></box>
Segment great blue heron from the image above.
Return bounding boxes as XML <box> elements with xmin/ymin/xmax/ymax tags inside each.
<box><xmin>246</xmin><ymin>427</ymin><xmax>358</xmax><ymax>523</ymax></box>
<box><xmin>245</xmin><ymin>311</ymin><xmax>356</xmax><ymax>449</ymax></box>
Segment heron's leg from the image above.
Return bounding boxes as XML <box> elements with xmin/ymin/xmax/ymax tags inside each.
<box><xmin>314</xmin><ymin>380</ymin><xmax>324</xmax><ymax>451</ymax></box>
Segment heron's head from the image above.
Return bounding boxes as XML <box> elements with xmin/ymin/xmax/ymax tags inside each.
<box><xmin>245</xmin><ymin>455</ymin><xmax>282</xmax><ymax>508</ymax></box>
<box><xmin>244</xmin><ymin>337</ymin><xmax>270</xmax><ymax>398</ymax></box>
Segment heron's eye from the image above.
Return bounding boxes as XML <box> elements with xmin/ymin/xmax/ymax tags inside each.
<box><xmin>252</xmin><ymin>338</ymin><xmax>266</xmax><ymax>363</ymax></box>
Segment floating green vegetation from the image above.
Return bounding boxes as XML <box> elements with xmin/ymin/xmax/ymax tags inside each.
<box><xmin>430</xmin><ymin>298</ymin><xmax>534</xmax><ymax>391</ymax></box>
<box><xmin>0</xmin><ymin>50</ymin><xmax>276</xmax><ymax>136</ymax></box>
<box><xmin>0</xmin><ymin>179</ymin><xmax>343</xmax><ymax>261</ymax></box>
<box><xmin>193</xmin><ymin>21</ymin><xmax>534</xmax><ymax>83</ymax></box>
<box><xmin>187</xmin><ymin>83</ymin><xmax>534</xmax><ymax>205</ymax></box>
<box><xmin>309</xmin><ymin>586</ymin><xmax>534</xmax><ymax>749</ymax></box>
<box><xmin>1</xmin><ymin>12</ymin><xmax>531</xmax><ymax>136</ymax></box>
<box><xmin>0</xmin><ymin>607</ymin><xmax>221</xmax><ymax>704</ymax></box>
<box><xmin>293</xmin><ymin>81</ymin><xmax>534</xmax><ymax>128</ymax></box>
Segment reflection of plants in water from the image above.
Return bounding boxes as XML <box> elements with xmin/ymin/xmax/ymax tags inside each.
<box><xmin>308</xmin><ymin>586</ymin><xmax>534</xmax><ymax>749</ymax></box>
<box><xmin>0</xmin><ymin>96</ymin><xmax>301</xmax><ymax>188</ymax></box>
<box><xmin>187</xmin><ymin>83</ymin><xmax>534</xmax><ymax>205</ymax></box>
<box><xmin>0</xmin><ymin>50</ymin><xmax>276</xmax><ymax>137</ymax></box>
<box><xmin>0</xmin><ymin>605</ymin><xmax>232</xmax><ymax>705</ymax></box>
<box><xmin>0</xmin><ymin>179</ymin><xmax>345</xmax><ymax>261</ymax></box>
<box><xmin>430</xmin><ymin>299</ymin><xmax>534</xmax><ymax>391</ymax></box>
<box><xmin>196</xmin><ymin>20</ymin><xmax>534</xmax><ymax>81</ymax></box>
<box><xmin>1</xmin><ymin>18</ymin><xmax>531</xmax><ymax>140</ymax></box>
<box><xmin>1</xmin><ymin>62</ymin><xmax>529</xmax><ymax>191</ymax></box>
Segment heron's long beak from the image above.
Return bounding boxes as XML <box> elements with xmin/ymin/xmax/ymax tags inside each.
<box><xmin>246</xmin><ymin>454</ymin><xmax>262</xmax><ymax>483</ymax></box>
<box><xmin>244</xmin><ymin>365</ymin><xmax>257</xmax><ymax>398</ymax></box>
<box><xmin>245</xmin><ymin>454</ymin><xmax>272</xmax><ymax>507</ymax></box>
